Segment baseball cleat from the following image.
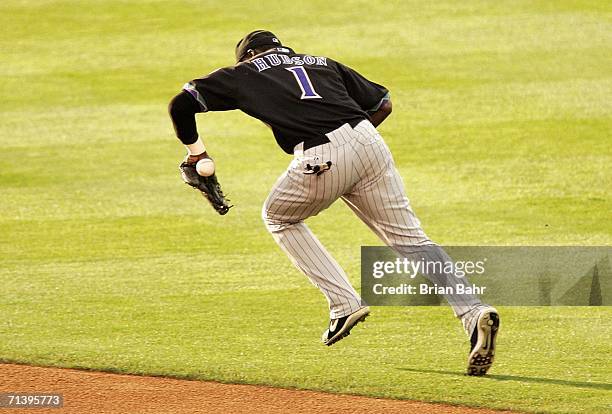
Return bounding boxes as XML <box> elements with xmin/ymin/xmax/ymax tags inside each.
<box><xmin>322</xmin><ymin>306</ymin><xmax>370</xmax><ymax>346</ymax></box>
<box><xmin>467</xmin><ymin>308</ymin><xmax>500</xmax><ymax>376</ymax></box>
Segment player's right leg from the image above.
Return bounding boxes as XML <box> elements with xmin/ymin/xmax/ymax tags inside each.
<box><xmin>342</xmin><ymin>121</ymin><xmax>500</xmax><ymax>373</ymax></box>
<box><xmin>467</xmin><ymin>307</ymin><xmax>500</xmax><ymax>376</ymax></box>
<box><xmin>342</xmin><ymin>124</ymin><xmax>484</xmax><ymax>316</ymax></box>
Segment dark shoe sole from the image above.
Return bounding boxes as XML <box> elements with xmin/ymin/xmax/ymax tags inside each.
<box><xmin>467</xmin><ymin>310</ymin><xmax>500</xmax><ymax>376</ymax></box>
<box><xmin>323</xmin><ymin>307</ymin><xmax>370</xmax><ymax>346</ymax></box>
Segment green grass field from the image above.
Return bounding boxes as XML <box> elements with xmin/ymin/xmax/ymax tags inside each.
<box><xmin>1</xmin><ymin>1</ymin><xmax>611</xmax><ymax>413</ymax></box>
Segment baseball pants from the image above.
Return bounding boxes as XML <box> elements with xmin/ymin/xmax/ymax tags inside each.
<box><xmin>262</xmin><ymin>120</ymin><xmax>482</xmax><ymax>322</ymax></box>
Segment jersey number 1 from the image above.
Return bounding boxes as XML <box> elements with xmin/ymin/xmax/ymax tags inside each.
<box><xmin>286</xmin><ymin>66</ymin><xmax>322</xmax><ymax>99</ymax></box>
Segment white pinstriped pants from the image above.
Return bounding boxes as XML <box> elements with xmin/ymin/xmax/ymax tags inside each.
<box><xmin>263</xmin><ymin>120</ymin><xmax>481</xmax><ymax>320</ymax></box>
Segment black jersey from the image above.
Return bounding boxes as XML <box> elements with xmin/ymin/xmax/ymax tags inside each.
<box><xmin>183</xmin><ymin>47</ymin><xmax>389</xmax><ymax>154</ymax></box>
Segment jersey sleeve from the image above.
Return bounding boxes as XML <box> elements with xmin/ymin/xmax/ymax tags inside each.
<box><xmin>334</xmin><ymin>61</ymin><xmax>389</xmax><ymax>112</ymax></box>
<box><xmin>183</xmin><ymin>67</ymin><xmax>239</xmax><ymax>112</ymax></box>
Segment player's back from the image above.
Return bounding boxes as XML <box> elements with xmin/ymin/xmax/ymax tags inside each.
<box><xmin>185</xmin><ymin>47</ymin><xmax>388</xmax><ymax>153</ymax></box>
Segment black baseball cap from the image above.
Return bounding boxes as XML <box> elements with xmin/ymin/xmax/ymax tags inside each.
<box><xmin>235</xmin><ymin>30</ymin><xmax>282</xmax><ymax>62</ymax></box>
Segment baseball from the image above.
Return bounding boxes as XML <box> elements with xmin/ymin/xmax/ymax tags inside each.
<box><xmin>196</xmin><ymin>158</ymin><xmax>215</xmax><ymax>177</ymax></box>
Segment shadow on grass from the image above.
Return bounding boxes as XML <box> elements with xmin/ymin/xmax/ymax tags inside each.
<box><xmin>397</xmin><ymin>368</ymin><xmax>611</xmax><ymax>390</ymax></box>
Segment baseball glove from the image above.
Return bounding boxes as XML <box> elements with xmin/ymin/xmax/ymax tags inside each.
<box><xmin>179</xmin><ymin>162</ymin><xmax>232</xmax><ymax>215</ymax></box>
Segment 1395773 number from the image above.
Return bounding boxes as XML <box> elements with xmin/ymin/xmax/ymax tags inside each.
<box><xmin>0</xmin><ymin>393</ymin><xmax>63</xmax><ymax>408</ymax></box>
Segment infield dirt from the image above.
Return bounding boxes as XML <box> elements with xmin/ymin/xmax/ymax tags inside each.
<box><xmin>0</xmin><ymin>363</ymin><xmax>520</xmax><ymax>414</ymax></box>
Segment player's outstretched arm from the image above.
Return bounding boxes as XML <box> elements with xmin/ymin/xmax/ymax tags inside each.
<box><xmin>369</xmin><ymin>98</ymin><xmax>392</xmax><ymax>127</ymax></box>
<box><xmin>168</xmin><ymin>91</ymin><xmax>232</xmax><ymax>215</ymax></box>
<box><xmin>168</xmin><ymin>90</ymin><xmax>208</xmax><ymax>160</ymax></box>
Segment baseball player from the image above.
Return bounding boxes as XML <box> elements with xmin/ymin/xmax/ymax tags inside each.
<box><xmin>168</xmin><ymin>30</ymin><xmax>500</xmax><ymax>376</ymax></box>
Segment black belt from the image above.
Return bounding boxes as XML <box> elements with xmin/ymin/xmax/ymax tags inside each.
<box><xmin>303</xmin><ymin>135</ymin><xmax>330</xmax><ymax>150</ymax></box>
<box><xmin>302</xmin><ymin>118</ymin><xmax>366</xmax><ymax>151</ymax></box>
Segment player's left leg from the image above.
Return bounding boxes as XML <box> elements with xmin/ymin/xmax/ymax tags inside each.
<box><xmin>262</xmin><ymin>135</ymin><xmax>369</xmax><ymax>345</ymax></box>
<box><xmin>264</xmin><ymin>217</ymin><xmax>364</xmax><ymax>319</ymax></box>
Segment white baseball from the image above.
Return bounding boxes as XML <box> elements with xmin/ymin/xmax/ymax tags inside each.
<box><xmin>196</xmin><ymin>158</ymin><xmax>215</xmax><ymax>177</ymax></box>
